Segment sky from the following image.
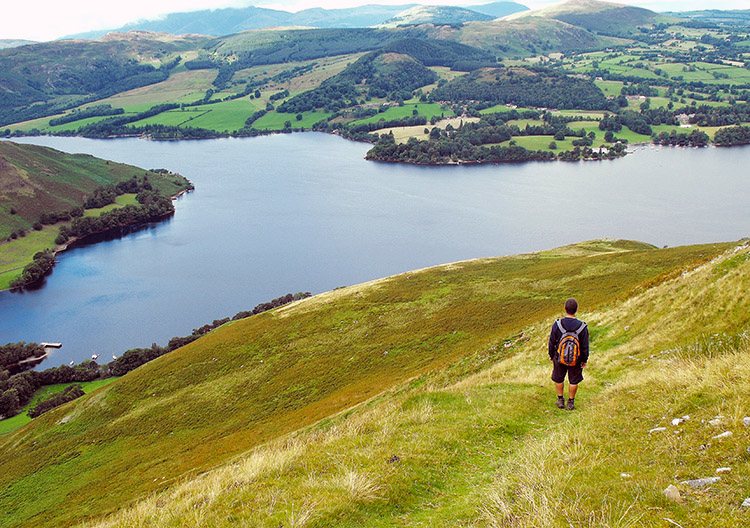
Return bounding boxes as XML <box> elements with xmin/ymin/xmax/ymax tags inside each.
<box><xmin>2</xmin><ymin>0</ymin><xmax>747</xmax><ymax>42</ymax></box>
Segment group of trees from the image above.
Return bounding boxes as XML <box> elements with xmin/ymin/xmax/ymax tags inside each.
<box><xmin>9</xmin><ymin>250</ymin><xmax>55</xmax><ymax>289</ymax></box>
<box><xmin>431</xmin><ymin>67</ymin><xmax>611</xmax><ymax>111</ymax></box>
<box><xmin>599</xmin><ymin>111</ymin><xmax>653</xmax><ymax>136</ymax></box>
<box><xmin>381</xmin><ymin>38</ymin><xmax>495</xmax><ymax>69</ymax></box>
<box><xmin>55</xmin><ymin>190</ymin><xmax>174</xmax><ymax>246</ymax></box>
<box><xmin>48</xmin><ymin>105</ymin><xmax>124</xmax><ymax>127</ymax></box>
<box><xmin>278</xmin><ymin>83</ymin><xmax>360</xmax><ymax>114</ymax></box>
<box><xmin>652</xmin><ymin>129</ymin><xmax>710</xmax><ymax>147</ymax></box>
<box><xmin>366</xmin><ymin>132</ymin><xmax>557</xmax><ymax>165</ymax></box>
<box><xmin>27</xmin><ymin>385</ymin><xmax>84</xmax><ymax>418</ymax></box>
<box><xmin>82</xmin><ymin>176</ymin><xmax>153</xmax><ymax>209</ymax></box>
<box><xmin>0</xmin><ymin>342</ymin><xmax>46</xmax><ymax>370</ymax></box>
<box><xmin>689</xmin><ymin>103</ymin><xmax>750</xmax><ymax>127</ymax></box>
<box><xmin>714</xmin><ymin>125</ymin><xmax>750</xmax><ymax>146</ymax></box>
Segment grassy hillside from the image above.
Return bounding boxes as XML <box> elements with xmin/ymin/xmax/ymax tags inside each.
<box><xmin>78</xmin><ymin>239</ymin><xmax>750</xmax><ymax>528</ymax></box>
<box><xmin>0</xmin><ymin>239</ymin><xmax>741</xmax><ymax>527</ymax></box>
<box><xmin>452</xmin><ymin>17</ymin><xmax>629</xmax><ymax>57</ymax></box>
<box><xmin>0</xmin><ymin>33</ymin><xmax>206</xmax><ymax>126</ymax></box>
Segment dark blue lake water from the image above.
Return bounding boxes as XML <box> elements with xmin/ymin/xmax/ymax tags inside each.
<box><xmin>2</xmin><ymin>134</ymin><xmax>748</xmax><ymax>367</ymax></box>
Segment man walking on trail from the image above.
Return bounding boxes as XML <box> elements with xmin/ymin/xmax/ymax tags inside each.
<box><xmin>548</xmin><ymin>298</ymin><xmax>589</xmax><ymax>411</ymax></box>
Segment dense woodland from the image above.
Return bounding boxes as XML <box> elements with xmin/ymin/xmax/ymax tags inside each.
<box><xmin>430</xmin><ymin>67</ymin><xmax>611</xmax><ymax>110</ymax></box>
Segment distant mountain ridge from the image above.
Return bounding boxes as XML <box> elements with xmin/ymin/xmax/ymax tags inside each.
<box><xmin>379</xmin><ymin>5</ymin><xmax>496</xmax><ymax>27</ymax></box>
<box><xmin>64</xmin><ymin>3</ymin><xmax>529</xmax><ymax>40</ymax></box>
<box><xmin>663</xmin><ymin>9</ymin><xmax>750</xmax><ymax>26</ymax></box>
<box><xmin>0</xmin><ymin>39</ymin><xmax>36</xmax><ymax>49</ymax></box>
<box><xmin>505</xmin><ymin>0</ymin><xmax>662</xmax><ymax>35</ymax></box>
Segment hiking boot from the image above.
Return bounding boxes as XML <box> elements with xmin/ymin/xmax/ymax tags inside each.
<box><xmin>566</xmin><ymin>398</ymin><xmax>575</xmax><ymax>411</ymax></box>
<box><xmin>556</xmin><ymin>396</ymin><xmax>565</xmax><ymax>409</ymax></box>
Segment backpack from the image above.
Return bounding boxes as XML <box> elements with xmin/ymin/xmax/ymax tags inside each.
<box><xmin>555</xmin><ymin>319</ymin><xmax>587</xmax><ymax>366</ymax></box>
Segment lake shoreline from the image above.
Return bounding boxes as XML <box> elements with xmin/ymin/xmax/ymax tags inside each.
<box><xmin>12</xmin><ymin>127</ymin><xmax>725</xmax><ymax>166</ymax></box>
<box><xmin>1</xmin><ymin>188</ymin><xmax>193</xmax><ymax>294</ymax></box>
<box><xmin>2</xmin><ymin>135</ymin><xmax>748</xmax><ymax>368</ymax></box>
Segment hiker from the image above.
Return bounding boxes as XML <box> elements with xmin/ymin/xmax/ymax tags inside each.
<box><xmin>548</xmin><ymin>298</ymin><xmax>589</xmax><ymax>411</ymax></box>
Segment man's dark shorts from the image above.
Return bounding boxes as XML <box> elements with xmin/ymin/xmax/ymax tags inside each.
<box><xmin>551</xmin><ymin>361</ymin><xmax>584</xmax><ymax>385</ymax></box>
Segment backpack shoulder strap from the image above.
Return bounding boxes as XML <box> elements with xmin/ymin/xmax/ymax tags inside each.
<box><xmin>575</xmin><ymin>321</ymin><xmax>587</xmax><ymax>336</ymax></box>
<box><xmin>556</xmin><ymin>319</ymin><xmax>565</xmax><ymax>334</ymax></box>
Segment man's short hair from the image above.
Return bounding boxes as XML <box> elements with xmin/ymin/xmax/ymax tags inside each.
<box><xmin>565</xmin><ymin>298</ymin><xmax>578</xmax><ymax>315</ymax></box>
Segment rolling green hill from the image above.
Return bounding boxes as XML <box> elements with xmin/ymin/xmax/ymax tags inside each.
<box><xmin>0</xmin><ymin>33</ymin><xmax>207</xmax><ymax>127</ymax></box>
<box><xmin>451</xmin><ymin>16</ymin><xmax>630</xmax><ymax>57</ymax></box>
<box><xmin>505</xmin><ymin>0</ymin><xmax>665</xmax><ymax>36</ymax></box>
<box><xmin>0</xmin><ymin>238</ymin><xmax>745</xmax><ymax>527</ymax></box>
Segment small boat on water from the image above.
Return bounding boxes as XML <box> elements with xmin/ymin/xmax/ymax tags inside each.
<box><xmin>112</xmin><ymin>355</ymin><xmax>117</xmax><ymax>360</ymax></box>
<box><xmin>69</xmin><ymin>361</ymin><xmax>74</xmax><ymax>366</ymax></box>
<box><xmin>91</xmin><ymin>354</ymin><xmax>99</xmax><ymax>360</ymax></box>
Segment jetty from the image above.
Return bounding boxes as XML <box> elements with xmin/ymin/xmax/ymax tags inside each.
<box><xmin>15</xmin><ymin>342</ymin><xmax>62</xmax><ymax>366</ymax></box>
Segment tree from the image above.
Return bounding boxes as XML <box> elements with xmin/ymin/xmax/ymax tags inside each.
<box><xmin>554</xmin><ymin>130</ymin><xmax>565</xmax><ymax>141</ymax></box>
<box><xmin>548</xmin><ymin>141</ymin><xmax>557</xmax><ymax>150</ymax></box>
<box><xmin>295</xmin><ymin>113</ymin><xmax>303</xmax><ymax>121</ymax></box>
<box><xmin>0</xmin><ymin>389</ymin><xmax>20</xmax><ymax>417</ymax></box>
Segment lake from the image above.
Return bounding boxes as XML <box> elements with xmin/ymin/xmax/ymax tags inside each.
<box><xmin>2</xmin><ymin>133</ymin><xmax>749</xmax><ymax>367</ymax></box>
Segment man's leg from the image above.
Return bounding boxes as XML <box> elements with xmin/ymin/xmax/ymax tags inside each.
<box><xmin>566</xmin><ymin>383</ymin><xmax>578</xmax><ymax>410</ymax></box>
<box><xmin>555</xmin><ymin>382</ymin><xmax>565</xmax><ymax>408</ymax></box>
<box><xmin>569</xmin><ymin>384</ymin><xmax>578</xmax><ymax>399</ymax></box>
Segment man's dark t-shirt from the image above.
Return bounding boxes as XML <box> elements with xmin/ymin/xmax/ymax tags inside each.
<box><xmin>548</xmin><ymin>316</ymin><xmax>589</xmax><ymax>364</ymax></box>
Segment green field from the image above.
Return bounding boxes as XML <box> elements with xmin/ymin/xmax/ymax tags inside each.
<box><xmin>505</xmin><ymin>118</ymin><xmax>545</xmax><ymax>128</ymax></box>
<box><xmin>594</xmin><ymin>79</ymin><xmax>624</xmax><ymax>96</ymax></box>
<box><xmin>479</xmin><ymin>104</ymin><xmax>520</xmax><ymax>114</ymax></box>
<box><xmin>351</xmin><ymin>103</ymin><xmax>454</xmax><ymax>126</ymax></box>
<box><xmin>126</xmin><ymin>98</ymin><xmax>262</xmax><ymax>132</ymax></box>
<box><xmin>0</xmin><ymin>378</ymin><xmax>119</xmax><ymax>435</ymax></box>
<box><xmin>251</xmin><ymin>110</ymin><xmax>334</xmax><ymax>131</ymax></box>
<box><xmin>495</xmin><ymin>135</ymin><xmax>608</xmax><ymax>152</ymax></box>
<box><xmin>0</xmin><ymin>227</ymin><xmax>59</xmax><ymax>290</ymax></box>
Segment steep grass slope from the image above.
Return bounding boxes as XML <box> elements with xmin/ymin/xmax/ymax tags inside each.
<box><xmin>81</xmin><ymin>240</ymin><xmax>750</xmax><ymax>528</ymax></box>
<box><xmin>0</xmin><ymin>239</ymin><xmax>737</xmax><ymax>527</ymax></box>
